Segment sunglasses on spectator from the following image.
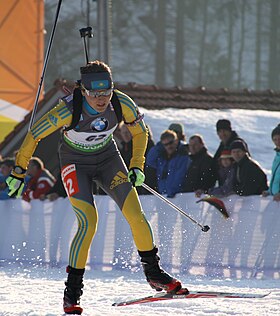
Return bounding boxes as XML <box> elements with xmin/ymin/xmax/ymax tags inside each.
<box><xmin>162</xmin><ymin>139</ymin><xmax>175</xmax><ymax>147</ymax></box>
<box><xmin>84</xmin><ymin>88</ymin><xmax>113</xmax><ymax>98</ymax></box>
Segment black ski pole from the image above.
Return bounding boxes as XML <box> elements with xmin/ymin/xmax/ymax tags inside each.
<box><xmin>79</xmin><ymin>27</ymin><xmax>94</xmax><ymax>64</ymax></box>
<box><xmin>28</xmin><ymin>0</ymin><xmax>63</xmax><ymax>131</ymax></box>
<box><xmin>141</xmin><ymin>183</ymin><xmax>210</xmax><ymax>232</ymax></box>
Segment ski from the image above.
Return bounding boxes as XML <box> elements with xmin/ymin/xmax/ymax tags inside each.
<box><xmin>112</xmin><ymin>290</ymin><xmax>270</xmax><ymax>306</ymax></box>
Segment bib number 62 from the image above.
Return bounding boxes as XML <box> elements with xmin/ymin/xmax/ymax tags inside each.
<box><xmin>86</xmin><ymin>134</ymin><xmax>107</xmax><ymax>142</ymax></box>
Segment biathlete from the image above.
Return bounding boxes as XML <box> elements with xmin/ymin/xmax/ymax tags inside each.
<box><xmin>6</xmin><ymin>60</ymin><xmax>188</xmax><ymax>314</ymax></box>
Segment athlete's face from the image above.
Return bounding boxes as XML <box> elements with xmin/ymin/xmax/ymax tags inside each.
<box><xmin>83</xmin><ymin>91</ymin><xmax>112</xmax><ymax>113</ymax></box>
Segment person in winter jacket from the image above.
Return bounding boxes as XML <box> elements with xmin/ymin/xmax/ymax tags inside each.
<box><xmin>0</xmin><ymin>158</ymin><xmax>15</xmax><ymax>200</ymax></box>
<box><xmin>118</xmin><ymin>122</ymin><xmax>155</xmax><ymax>195</ymax></box>
<box><xmin>208</xmin><ymin>150</ymin><xmax>235</xmax><ymax>197</ymax></box>
<box><xmin>146</xmin><ymin>129</ymin><xmax>191</xmax><ymax>198</ymax></box>
<box><xmin>183</xmin><ymin>134</ymin><xmax>217</xmax><ymax>196</ymax></box>
<box><xmin>262</xmin><ymin>124</ymin><xmax>280</xmax><ymax>201</ymax></box>
<box><xmin>168</xmin><ymin>122</ymin><xmax>187</xmax><ymax>143</ymax></box>
<box><xmin>230</xmin><ymin>140</ymin><xmax>268</xmax><ymax>196</ymax></box>
<box><xmin>214</xmin><ymin>119</ymin><xmax>249</xmax><ymax>162</ymax></box>
<box><xmin>23</xmin><ymin>157</ymin><xmax>56</xmax><ymax>202</ymax></box>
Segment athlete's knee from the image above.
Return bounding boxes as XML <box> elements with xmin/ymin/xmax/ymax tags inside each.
<box><xmin>123</xmin><ymin>204</ymin><xmax>147</xmax><ymax>226</ymax></box>
<box><xmin>122</xmin><ymin>190</ymin><xmax>144</xmax><ymax>220</ymax></box>
<box><xmin>70</xmin><ymin>197</ymin><xmax>98</xmax><ymax>235</ymax></box>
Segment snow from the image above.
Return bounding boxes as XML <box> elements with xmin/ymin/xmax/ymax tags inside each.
<box><xmin>0</xmin><ymin>264</ymin><xmax>279</xmax><ymax>316</ymax></box>
<box><xmin>1</xmin><ymin>108</ymin><xmax>280</xmax><ymax>315</ymax></box>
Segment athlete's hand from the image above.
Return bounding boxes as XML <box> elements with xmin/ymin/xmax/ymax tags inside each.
<box><xmin>128</xmin><ymin>168</ymin><xmax>145</xmax><ymax>187</ymax></box>
<box><xmin>6</xmin><ymin>175</ymin><xmax>25</xmax><ymax>198</ymax></box>
<box><xmin>6</xmin><ymin>166</ymin><xmax>26</xmax><ymax>198</ymax></box>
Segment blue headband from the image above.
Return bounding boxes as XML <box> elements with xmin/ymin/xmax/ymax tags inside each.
<box><xmin>81</xmin><ymin>72</ymin><xmax>112</xmax><ymax>90</ymax></box>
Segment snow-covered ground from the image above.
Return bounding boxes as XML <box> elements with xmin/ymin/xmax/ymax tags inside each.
<box><xmin>1</xmin><ymin>108</ymin><xmax>280</xmax><ymax>315</ymax></box>
<box><xmin>0</xmin><ymin>264</ymin><xmax>279</xmax><ymax>316</ymax></box>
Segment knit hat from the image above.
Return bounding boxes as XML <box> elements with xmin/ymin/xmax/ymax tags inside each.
<box><xmin>220</xmin><ymin>150</ymin><xmax>232</xmax><ymax>159</ymax></box>
<box><xmin>216</xmin><ymin>119</ymin><xmax>232</xmax><ymax>132</ymax></box>
<box><xmin>230</xmin><ymin>140</ymin><xmax>247</xmax><ymax>152</ymax></box>
<box><xmin>271</xmin><ymin>124</ymin><xmax>280</xmax><ymax>138</ymax></box>
<box><xmin>168</xmin><ymin>123</ymin><xmax>184</xmax><ymax>134</ymax></box>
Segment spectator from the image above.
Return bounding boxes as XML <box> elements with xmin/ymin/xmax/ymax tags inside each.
<box><xmin>145</xmin><ymin>124</ymin><xmax>155</xmax><ymax>154</ymax></box>
<box><xmin>118</xmin><ymin>121</ymin><xmax>133</xmax><ymax>167</ymax></box>
<box><xmin>118</xmin><ymin>122</ymin><xmax>155</xmax><ymax>168</ymax></box>
<box><xmin>23</xmin><ymin>157</ymin><xmax>56</xmax><ymax>202</ymax></box>
<box><xmin>40</xmin><ymin>173</ymin><xmax>67</xmax><ymax>201</ymax></box>
<box><xmin>208</xmin><ymin>150</ymin><xmax>235</xmax><ymax>197</ymax></box>
<box><xmin>263</xmin><ymin>124</ymin><xmax>280</xmax><ymax>201</ymax></box>
<box><xmin>117</xmin><ymin>122</ymin><xmax>155</xmax><ymax>195</ymax></box>
<box><xmin>0</xmin><ymin>154</ymin><xmax>3</xmax><ymax>176</ymax></box>
<box><xmin>168</xmin><ymin>123</ymin><xmax>186</xmax><ymax>143</ymax></box>
<box><xmin>146</xmin><ymin>129</ymin><xmax>191</xmax><ymax>197</ymax></box>
<box><xmin>138</xmin><ymin>125</ymin><xmax>155</xmax><ymax>194</ymax></box>
<box><xmin>113</xmin><ymin>124</ymin><xmax>123</xmax><ymax>151</ymax></box>
<box><xmin>0</xmin><ymin>158</ymin><xmax>15</xmax><ymax>200</ymax></box>
<box><xmin>230</xmin><ymin>140</ymin><xmax>268</xmax><ymax>196</ymax></box>
<box><xmin>183</xmin><ymin>134</ymin><xmax>216</xmax><ymax>196</ymax></box>
<box><xmin>214</xmin><ymin>119</ymin><xmax>249</xmax><ymax>162</ymax></box>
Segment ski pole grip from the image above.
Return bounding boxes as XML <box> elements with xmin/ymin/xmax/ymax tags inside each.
<box><xmin>79</xmin><ymin>27</ymin><xmax>93</xmax><ymax>38</ymax></box>
<box><xmin>129</xmin><ymin>175</ymin><xmax>136</xmax><ymax>187</ymax></box>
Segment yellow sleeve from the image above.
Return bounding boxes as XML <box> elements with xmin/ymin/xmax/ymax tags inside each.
<box><xmin>15</xmin><ymin>100</ymin><xmax>72</xmax><ymax>171</ymax></box>
<box><xmin>114</xmin><ymin>89</ymin><xmax>148</xmax><ymax>170</ymax></box>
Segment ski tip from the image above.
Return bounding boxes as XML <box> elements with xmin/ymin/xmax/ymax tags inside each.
<box><xmin>262</xmin><ymin>291</ymin><xmax>271</xmax><ymax>297</ymax></box>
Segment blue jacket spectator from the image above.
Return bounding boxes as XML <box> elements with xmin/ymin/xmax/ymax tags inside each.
<box><xmin>146</xmin><ymin>130</ymin><xmax>191</xmax><ymax>198</ymax></box>
<box><xmin>270</xmin><ymin>151</ymin><xmax>280</xmax><ymax>195</ymax></box>
<box><xmin>0</xmin><ymin>158</ymin><xmax>15</xmax><ymax>200</ymax></box>
<box><xmin>263</xmin><ymin>124</ymin><xmax>280</xmax><ymax>201</ymax></box>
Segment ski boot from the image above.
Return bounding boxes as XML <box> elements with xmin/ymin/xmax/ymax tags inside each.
<box><xmin>139</xmin><ymin>247</ymin><xmax>188</xmax><ymax>294</ymax></box>
<box><xmin>63</xmin><ymin>266</ymin><xmax>85</xmax><ymax>315</ymax></box>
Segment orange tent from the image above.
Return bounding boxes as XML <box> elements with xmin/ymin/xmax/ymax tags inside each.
<box><xmin>0</xmin><ymin>0</ymin><xmax>44</xmax><ymax>143</ymax></box>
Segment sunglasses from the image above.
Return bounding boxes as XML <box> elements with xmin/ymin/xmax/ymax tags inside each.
<box><xmin>84</xmin><ymin>88</ymin><xmax>113</xmax><ymax>98</ymax></box>
<box><xmin>162</xmin><ymin>139</ymin><xmax>175</xmax><ymax>147</ymax></box>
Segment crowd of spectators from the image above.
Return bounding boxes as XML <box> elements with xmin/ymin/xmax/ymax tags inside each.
<box><xmin>0</xmin><ymin>119</ymin><xmax>279</xmax><ymax>201</ymax></box>
<box><xmin>131</xmin><ymin>118</ymin><xmax>275</xmax><ymax>200</ymax></box>
<box><xmin>109</xmin><ymin>118</ymin><xmax>275</xmax><ymax>200</ymax></box>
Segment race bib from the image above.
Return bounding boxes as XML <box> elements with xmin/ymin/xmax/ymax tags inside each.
<box><xmin>61</xmin><ymin>164</ymin><xmax>79</xmax><ymax>197</ymax></box>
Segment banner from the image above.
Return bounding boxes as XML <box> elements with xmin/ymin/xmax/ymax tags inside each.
<box><xmin>0</xmin><ymin>194</ymin><xmax>279</xmax><ymax>279</ymax></box>
<box><xmin>0</xmin><ymin>1</ymin><xmax>44</xmax><ymax>142</ymax></box>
